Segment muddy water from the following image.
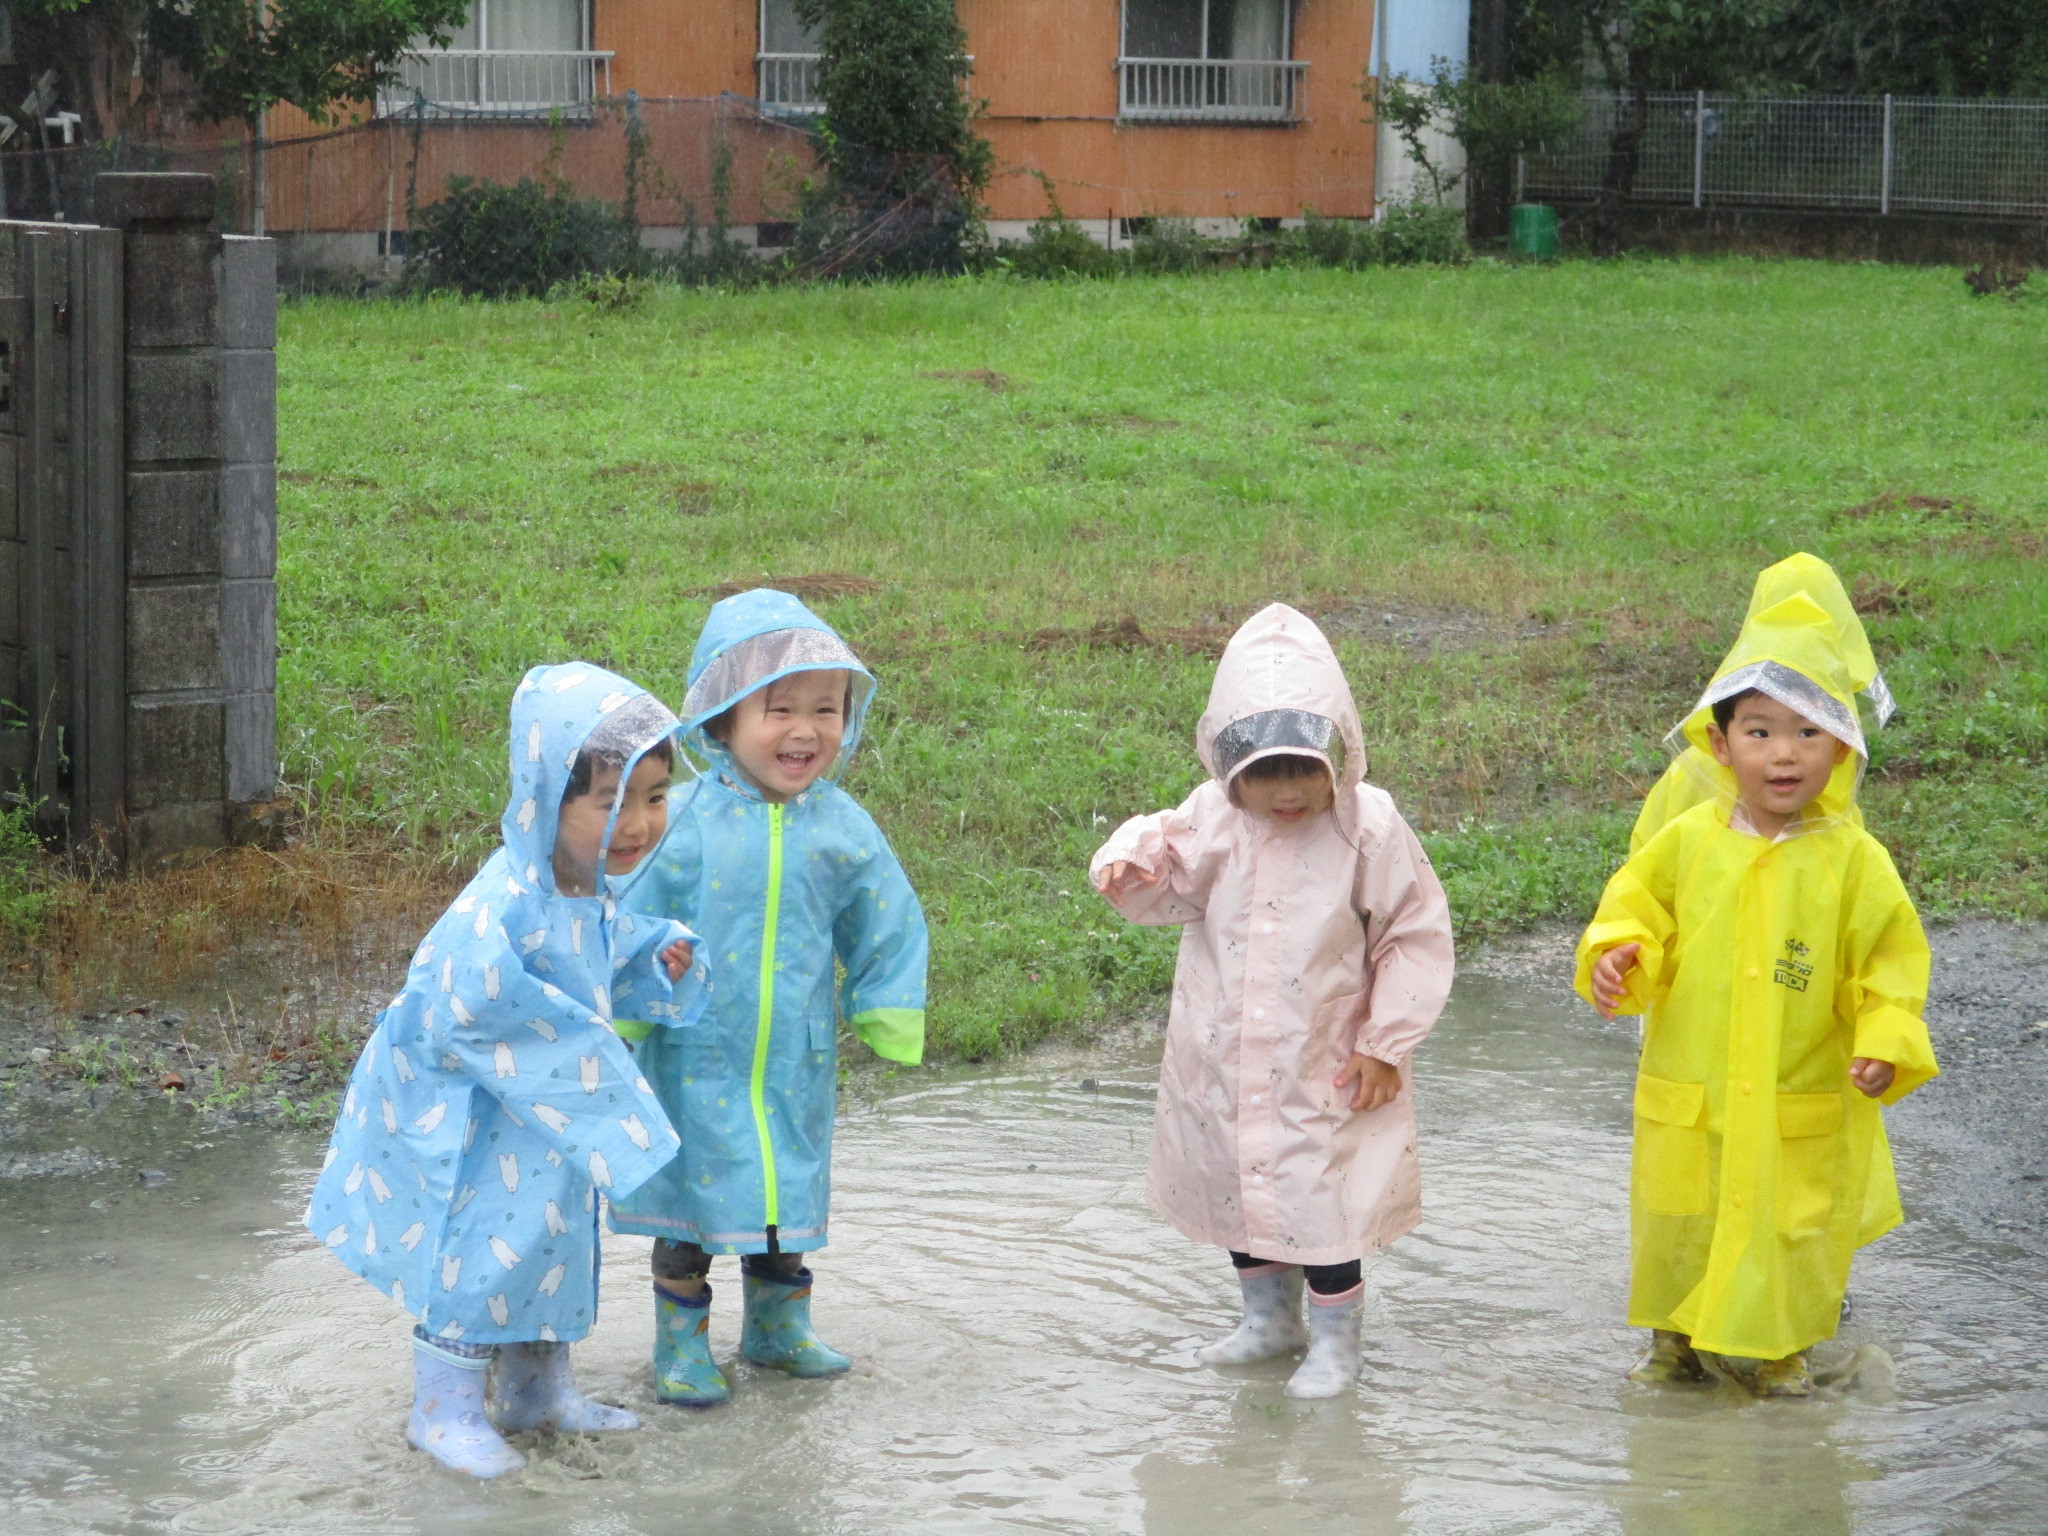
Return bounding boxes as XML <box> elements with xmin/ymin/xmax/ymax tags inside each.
<box><xmin>3</xmin><ymin>977</ymin><xmax>2043</xmax><ymax>1535</ymax></box>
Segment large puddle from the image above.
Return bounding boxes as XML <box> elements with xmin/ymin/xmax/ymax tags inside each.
<box><xmin>3</xmin><ymin>977</ymin><xmax>2043</xmax><ymax>1534</ymax></box>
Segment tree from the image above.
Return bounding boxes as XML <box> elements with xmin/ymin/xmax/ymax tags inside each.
<box><xmin>1369</xmin><ymin>61</ymin><xmax>1582</xmax><ymax>210</ymax></box>
<box><xmin>788</xmin><ymin>0</ymin><xmax>992</xmax><ymax>276</ymax></box>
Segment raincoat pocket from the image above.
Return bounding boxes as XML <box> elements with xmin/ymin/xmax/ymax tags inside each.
<box><xmin>1633</xmin><ymin>1073</ymin><xmax>1709</xmax><ymax>1216</ymax></box>
<box><xmin>809</xmin><ymin>1013</ymin><xmax>839</xmax><ymax>1053</ymax></box>
<box><xmin>1775</xmin><ymin>1091</ymin><xmax>1845</xmax><ymax>1236</ymax></box>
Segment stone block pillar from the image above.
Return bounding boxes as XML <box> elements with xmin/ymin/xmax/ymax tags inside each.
<box><xmin>95</xmin><ymin>173</ymin><xmax>277</xmax><ymax>864</ymax></box>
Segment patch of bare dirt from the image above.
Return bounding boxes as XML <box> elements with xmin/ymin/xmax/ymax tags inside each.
<box><xmin>1023</xmin><ymin>614</ymin><xmax>1232</xmax><ymax>659</ymax></box>
<box><xmin>921</xmin><ymin>369</ymin><xmax>1011</xmax><ymax>392</ymax></box>
<box><xmin>702</xmin><ymin>573</ymin><xmax>883</xmax><ymax>603</ymax></box>
<box><xmin>1317</xmin><ymin>599</ymin><xmax>1556</xmax><ymax>657</ymax></box>
<box><xmin>1837</xmin><ymin>491</ymin><xmax>1979</xmax><ymax>521</ymax></box>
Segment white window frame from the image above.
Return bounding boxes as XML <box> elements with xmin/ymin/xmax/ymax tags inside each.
<box><xmin>1119</xmin><ymin>0</ymin><xmax>1295</xmax><ymax>64</ymax></box>
<box><xmin>385</xmin><ymin>0</ymin><xmax>609</xmax><ymax>117</ymax></box>
<box><xmin>1117</xmin><ymin>0</ymin><xmax>1306</xmax><ymax>124</ymax></box>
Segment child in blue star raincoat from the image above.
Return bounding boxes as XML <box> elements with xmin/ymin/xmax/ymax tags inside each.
<box><xmin>608</xmin><ymin>589</ymin><xmax>928</xmax><ymax>1405</ymax></box>
<box><xmin>306</xmin><ymin>663</ymin><xmax>710</xmax><ymax>1478</ymax></box>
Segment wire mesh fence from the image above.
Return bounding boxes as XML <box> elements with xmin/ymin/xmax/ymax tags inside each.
<box><xmin>1521</xmin><ymin>92</ymin><xmax>2048</xmax><ymax>217</ymax></box>
<box><xmin>0</xmin><ymin>95</ymin><xmax>818</xmax><ymax>238</ymax></box>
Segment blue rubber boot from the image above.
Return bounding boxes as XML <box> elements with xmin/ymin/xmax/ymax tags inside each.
<box><xmin>653</xmin><ymin>1283</ymin><xmax>731</xmax><ymax>1407</ymax></box>
<box><xmin>491</xmin><ymin>1340</ymin><xmax>639</xmax><ymax>1433</ymax></box>
<box><xmin>741</xmin><ymin>1268</ymin><xmax>851</xmax><ymax>1377</ymax></box>
<box><xmin>407</xmin><ymin>1333</ymin><xmax>526</xmax><ymax>1479</ymax></box>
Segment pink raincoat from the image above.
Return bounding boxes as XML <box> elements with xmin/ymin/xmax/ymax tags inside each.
<box><xmin>1090</xmin><ymin>605</ymin><xmax>1455</xmax><ymax>1266</ymax></box>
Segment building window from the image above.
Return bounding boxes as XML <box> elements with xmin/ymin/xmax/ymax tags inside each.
<box><xmin>758</xmin><ymin>0</ymin><xmax>825</xmax><ymax>115</ymax></box>
<box><xmin>1119</xmin><ymin>0</ymin><xmax>1306</xmax><ymax>123</ymax></box>
<box><xmin>386</xmin><ymin>0</ymin><xmax>612</xmax><ymax>116</ymax></box>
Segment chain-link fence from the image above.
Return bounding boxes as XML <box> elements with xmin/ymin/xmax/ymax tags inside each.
<box><xmin>0</xmin><ymin>95</ymin><xmax>817</xmax><ymax>238</ymax></box>
<box><xmin>1521</xmin><ymin>92</ymin><xmax>2048</xmax><ymax>217</ymax></box>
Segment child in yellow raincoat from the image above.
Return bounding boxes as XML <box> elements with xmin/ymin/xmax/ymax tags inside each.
<box><xmin>1575</xmin><ymin>577</ymin><xmax>1938</xmax><ymax>1396</ymax></box>
<box><xmin>1627</xmin><ymin>552</ymin><xmax>1895</xmax><ymax>853</ymax></box>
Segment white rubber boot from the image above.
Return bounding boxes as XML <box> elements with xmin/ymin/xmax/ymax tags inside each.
<box><xmin>407</xmin><ymin>1334</ymin><xmax>526</xmax><ymax>1479</ymax></box>
<box><xmin>1195</xmin><ymin>1264</ymin><xmax>1307</xmax><ymax>1366</ymax></box>
<box><xmin>1284</xmin><ymin>1284</ymin><xmax>1364</xmax><ymax>1399</ymax></box>
<box><xmin>492</xmin><ymin>1340</ymin><xmax>640</xmax><ymax>1433</ymax></box>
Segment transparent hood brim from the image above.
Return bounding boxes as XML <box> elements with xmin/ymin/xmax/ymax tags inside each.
<box><xmin>1213</xmin><ymin>709</ymin><xmax>1347</xmax><ymax>787</ymax></box>
<box><xmin>680</xmin><ymin>627</ymin><xmax>876</xmax><ymax>781</ymax></box>
<box><xmin>1692</xmin><ymin>660</ymin><xmax>1867</xmax><ymax>759</ymax></box>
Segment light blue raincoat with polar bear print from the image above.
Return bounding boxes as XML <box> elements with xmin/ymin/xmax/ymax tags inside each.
<box><xmin>304</xmin><ymin>663</ymin><xmax>709</xmax><ymax>1344</ymax></box>
<box><xmin>608</xmin><ymin>590</ymin><xmax>927</xmax><ymax>1254</ymax></box>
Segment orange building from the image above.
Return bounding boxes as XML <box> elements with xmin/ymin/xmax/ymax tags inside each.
<box><xmin>258</xmin><ymin>2</ymin><xmax>1404</xmax><ymax>274</ymax></box>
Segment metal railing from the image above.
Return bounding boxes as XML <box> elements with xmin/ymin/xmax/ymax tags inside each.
<box><xmin>379</xmin><ymin>50</ymin><xmax>615</xmax><ymax>116</ymax></box>
<box><xmin>1117</xmin><ymin>58</ymin><xmax>1307</xmax><ymax>123</ymax></box>
<box><xmin>757</xmin><ymin>53</ymin><xmax>825</xmax><ymax>115</ymax></box>
<box><xmin>1520</xmin><ymin>91</ymin><xmax>2048</xmax><ymax>217</ymax></box>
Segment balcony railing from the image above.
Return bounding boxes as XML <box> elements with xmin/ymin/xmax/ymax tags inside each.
<box><xmin>1118</xmin><ymin>59</ymin><xmax>1307</xmax><ymax>124</ymax></box>
<box><xmin>757</xmin><ymin>53</ymin><xmax>825</xmax><ymax>115</ymax></box>
<box><xmin>380</xmin><ymin>50</ymin><xmax>614</xmax><ymax>117</ymax></box>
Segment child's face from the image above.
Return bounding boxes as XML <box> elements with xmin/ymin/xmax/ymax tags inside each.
<box><xmin>723</xmin><ymin>669</ymin><xmax>848</xmax><ymax>802</ymax></box>
<box><xmin>1706</xmin><ymin>693</ymin><xmax>1851</xmax><ymax>827</ymax></box>
<box><xmin>552</xmin><ymin>751</ymin><xmax>673</xmax><ymax>895</ymax></box>
<box><xmin>1233</xmin><ymin>763</ymin><xmax>1336</xmax><ymax>824</ymax></box>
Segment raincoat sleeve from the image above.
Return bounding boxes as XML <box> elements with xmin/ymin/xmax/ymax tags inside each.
<box><xmin>1350</xmin><ymin>801</ymin><xmax>1456</xmax><ymax>1066</ymax></box>
<box><xmin>424</xmin><ymin>922</ymin><xmax>682</xmax><ymax>1203</ymax></box>
<box><xmin>608</xmin><ymin>911</ymin><xmax>712</xmax><ymax>1047</ymax></box>
<box><xmin>833</xmin><ymin>818</ymin><xmax>930</xmax><ymax>1066</ymax></box>
<box><xmin>1089</xmin><ymin>786</ymin><xmax>1232</xmax><ymax>926</ymax></box>
<box><xmin>1573</xmin><ymin>826</ymin><xmax>1682</xmax><ymax>1017</ymax></box>
<box><xmin>1840</xmin><ymin>838</ymin><xmax>1938</xmax><ymax>1104</ymax></box>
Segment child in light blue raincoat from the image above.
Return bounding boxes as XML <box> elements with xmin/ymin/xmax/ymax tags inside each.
<box><xmin>306</xmin><ymin>663</ymin><xmax>710</xmax><ymax>1479</ymax></box>
<box><xmin>609</xmin><ymin>589</ymin><xmax>928</xmax><ymax>1405</ymax></box>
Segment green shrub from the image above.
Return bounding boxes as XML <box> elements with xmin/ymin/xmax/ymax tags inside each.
<box><xmin>1000</xmin><ymin>178</ymin><xmax>1113</xmax><ymax>278</ymax></box>
<box><xmin>1374</xmin><ymin>196</ymin><xmax>1471</xmax><ymax>265</ymax></box>
<box><xmin>409</xmin><ymin>175</ymin><xmax>641</xmax><ymax>298</ymax></box>
<box><xmin>1126</xmin><ymin>218</ymin><xmax>1211</xmax><ymax>275</ymax></box>
<box><xmin>0</xmin><ymin>802</ymin><xmax>49</xmax><ymax>944</ymax></box>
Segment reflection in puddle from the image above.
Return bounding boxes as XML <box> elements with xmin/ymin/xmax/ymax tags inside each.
<box><xmin>1</xmin><ymin>977</ymin><xmax>2042</xmax><ymax>1533</ymax></box>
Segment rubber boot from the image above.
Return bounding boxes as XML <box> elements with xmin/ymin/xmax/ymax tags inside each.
<box><xmin>741</xmin><ymin>1268</ymin><xmax>851</xmax><ymax>1377</ymax></box>
<box><xmin>653</xmin><ymin>1282</ymin><xmax>730</xmax><ymax>1407</ymax></box>
<box><xmin>1283</xmin><ymin>1284</ymin><xmax>1364</xmax><ymax>1399</ymax></box>
<box><xmin>491</xmin><ymin>1340</ymin><xmax>639</xmax><ymax>1433</ymax></box>
<box><xmin>1753</xmin><ymin>1350</ymin><xmax>1814</xmax><ymax>1398</ymax></box>
<box><xmin>1629</xmin><ymin>1329</ymin><xmax>1709</xmax><ymax>1385</ymax></box>
<box><xmin>1195</xmin><ymin>1264</ymin><xmax>1307</xmax><ymax>1366</ymax></box>
<box><xmin>407</xmin><ymin>1334</ymin><xmax>526</xmax><ymax>1479</ymax></box>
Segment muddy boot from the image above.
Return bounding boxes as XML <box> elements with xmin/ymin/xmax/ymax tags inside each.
<box><xmin>1283</xmin><ymin>1284</ymin><xmax>1364</xmax><ymax>1399</ymax></box>
<box><xmin>653</xmin><ymin>1282</ymin><xmax>730</xmax><ymax>1407</ymax></box>
<box><xmin>407</xmin><ymin>1332</ymin><xmax>525</xmax><ymax>1479</ymax></box>
<box><xmin>1753</xmin><ymin>1350</ymin><xmax>1814</xmax><ymax>1398</ymax></box>
<box><xmin>1195</xmin><ymin>1264</ymin><xmax>1307</xmax><ymax>1366</ymax></box>
<box><xmin>491</xmin><ymin>1340</ymin><xmax>639</xmax><ymax>1433</ymax></box>
<box><xmin>1629</xmin><ymin>1330</ymin><xmax>1708</xmax><ymax>1385</ymax></box>
<box><xmin>741</xmin><ymin>1268</ymin><xmax>850</xmax><ymax>1377</ymax></box>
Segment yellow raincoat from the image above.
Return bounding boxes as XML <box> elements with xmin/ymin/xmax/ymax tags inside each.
<box><xmin>1576</xmin><ymin>590</ymin><xmax>1937</xmax><ymax>1361</ymax></box>
<box><xmin>1628</xmin><ymin>553</ymin><xmax>1891</xmax><ymax>854</ymax></box>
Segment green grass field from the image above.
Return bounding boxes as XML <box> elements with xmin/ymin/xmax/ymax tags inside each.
<box><xmin>277</xmin><ymin>259</ymin><xmax>2047</xmax><ymax>1057</ymax></box>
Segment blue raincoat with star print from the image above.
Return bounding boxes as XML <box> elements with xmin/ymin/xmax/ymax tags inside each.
<box><xmin>304</xmin><ymin>663</ymin><xmax>710</xmax><ymax>1344</ymax></box>
<box><xmin>608</xmin><ymin>590</ymin><xmax>928</xmax><ymax>1254</ymax></box>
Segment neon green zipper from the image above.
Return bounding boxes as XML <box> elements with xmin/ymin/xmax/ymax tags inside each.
<box><xmin>751</xmin><ymin>803</ymin><xmax>784</xmax><ymax>1229</ymax></box>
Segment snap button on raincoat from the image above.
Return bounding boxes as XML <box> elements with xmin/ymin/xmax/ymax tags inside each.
<box><xmin>608</xmin><ymin>591</ymin><xmax>928</xmax><ymax>1254</ymax></box>
<box><xmin>1091</xmin><ymin>604</ymin><xmax>1455</xmax><ymax>1268</ymax></box>
<box><xmin>304</xmin><ymin>664</ymin><xmax>709</xmax><ymax>1344</ymax></box>
<box><xmin>1629</xmin><ymin>553</ymin><xmax>1893</xmax><ymax>854</ymax></box>
<box><xmin>1576</xmin><ymin>591</ymin><xmax>1937</xmax><ymax>1361</ymax></box>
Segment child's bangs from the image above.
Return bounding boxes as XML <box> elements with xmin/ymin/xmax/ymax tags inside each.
<box><xmin>682</xmin><ymin>628</ymin><xmax>873</xmax><ymax>727</ymax></box>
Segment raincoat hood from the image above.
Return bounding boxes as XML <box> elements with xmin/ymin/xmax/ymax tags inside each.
<box><xmin>678</xmin><ymin>589</ymin><xmax>877</xmax><ymax>787</ymax></box>
<box><xmin>1675</xmin><ymin>591</ymin><xmax>1865</xmax><ymax>827</ymax></box>
<box><xmin>1197</xmin><ymin>604</ymin><xmax>1365</xmax><ymax>802</ymax></box>
<box><xmin>507</xmin><ymin>662</ymin><xmax>681</xmax><ymax>899</ymax></box>
<box><xmin>1742</xmin><ymin>553</ymin><xmax>1893</xmax><ymax>725</ymax></box>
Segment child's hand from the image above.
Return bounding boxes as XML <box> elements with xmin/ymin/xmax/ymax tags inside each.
<box><xmin>1850</xmin><ymin>1057</ymin><xmax>1895</xmax><ymax>1099</ymax></box>
<box><xmin>1094</xmin><ymin>861</ymin><xmax>1161</xmax><ymax>900</ymax></box>
<box><xmin>660</xmin><ymin>939</ymin><xmax>694</xmax><ymax>984</ymax></box>
<box><xmin>1591</xmin><ymin>942</ymin><xmax>1642</xmax><ymax>1019</ymax></box>
<box><xmin>1335</xmin><ymin>1053</ymin><xmax>1402</xmax><ymax>1112</ymax></box>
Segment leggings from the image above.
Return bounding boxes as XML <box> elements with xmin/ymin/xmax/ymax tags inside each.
<box><xmin>653</xmin><ymin>1238</ymin><xmax>806</xmax><ymax>1283</ymax></box>
<box><xmin>1230</xmin><ymin>1250</ymin><xmax>1362</xmax><ymax>1297</ymax></box>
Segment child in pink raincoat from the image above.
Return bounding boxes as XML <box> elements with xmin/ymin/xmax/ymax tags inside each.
<box><xmin>1090</xmin><ymin>603</ymin><xmax>1455</xmax><ymax>1398</ymax></box>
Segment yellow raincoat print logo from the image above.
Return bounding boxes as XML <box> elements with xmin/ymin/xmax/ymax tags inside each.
<box><xmin>1575</xmin><ymin>576</ymin><xmax>1939</xmax><ymax>1363</ymax></box>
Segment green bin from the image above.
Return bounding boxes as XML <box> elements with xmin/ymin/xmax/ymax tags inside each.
<box><xmin>1510</xmin><ymin>203</ymin><xmax>1561</xmax><ymax>260</ymax></box>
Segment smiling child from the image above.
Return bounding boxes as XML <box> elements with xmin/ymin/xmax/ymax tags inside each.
<box><xmin>1576</xmin><ymin>581</ymin><xmax>1939</xmax><ymax>1395</ymax></box>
